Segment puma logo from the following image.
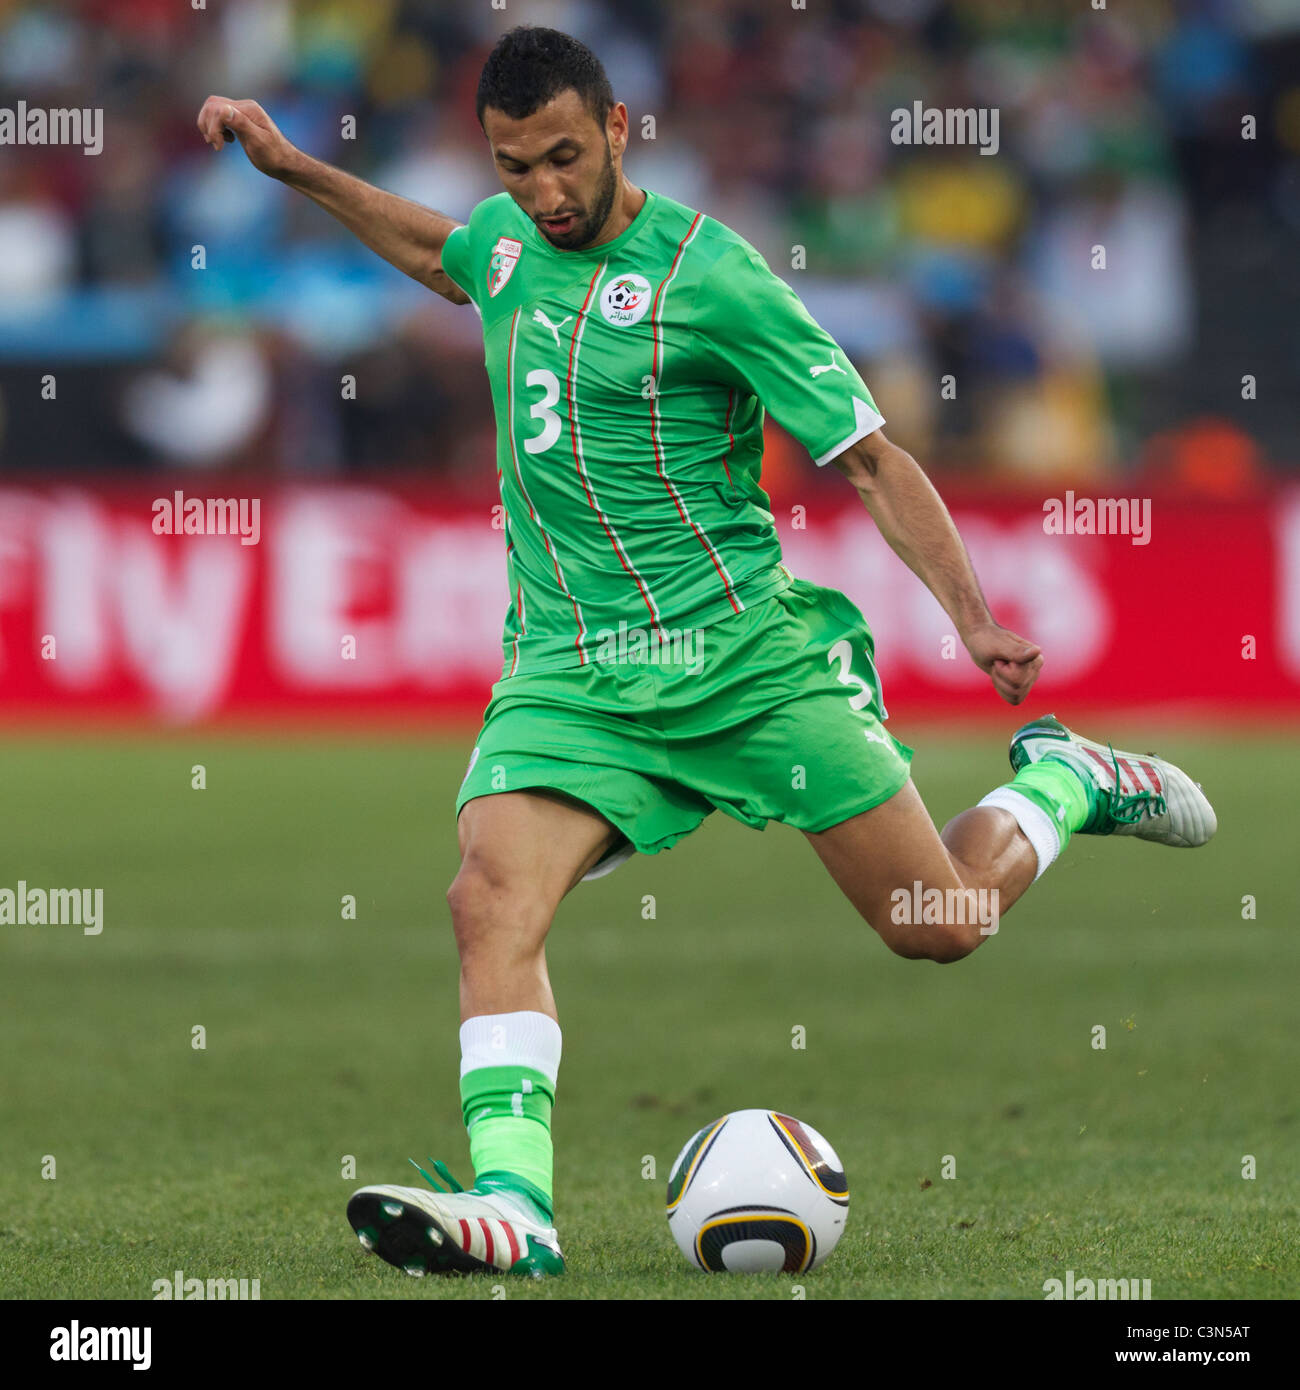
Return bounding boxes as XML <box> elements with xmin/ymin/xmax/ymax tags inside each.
<box><xmin>809</xmin><ymin>355</ymin><xmax>847</xmax><ymax>378</ymax></box>
<box><xmin>533</xmin><ymin>308</ymin><xmax>573</xmax><ymax>347</ymax></box>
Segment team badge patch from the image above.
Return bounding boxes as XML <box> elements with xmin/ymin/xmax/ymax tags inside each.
<box><xmin>487</xmin><ymin>238</ymin><xmax>522</xmax><ymax>298</ymax></box>
<box><xmin>600</xmin><ymin>273</ymin><xmax>652</xmax><ymax>326</ymax></box>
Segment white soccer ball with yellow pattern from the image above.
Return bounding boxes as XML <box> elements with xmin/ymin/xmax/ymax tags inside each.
<box><xmin>665</xmin><ymin>1109</ymin><xmax>849</xmax><ymax>1273</ymax></box>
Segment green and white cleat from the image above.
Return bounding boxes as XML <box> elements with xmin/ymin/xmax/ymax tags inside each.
<box><xmin>347</xmin><ymin>1159</ymin><xmax>564</xmax><ymax>1278</ymax></box>
<box><xmin>1009</xmin><ymin>714</ymin><xmax>1216</xmax><ymax>848</ymax></box>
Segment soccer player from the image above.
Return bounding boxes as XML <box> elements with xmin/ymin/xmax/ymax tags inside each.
<box><xmin>197</xmin><ymin>25</ymin><xmax>1216</xmax><ymax>1278</ymax></box>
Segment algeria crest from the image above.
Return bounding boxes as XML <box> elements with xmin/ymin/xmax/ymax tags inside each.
<box><xmin>600</xmin><ymin>273</ymin><xmax>652</xmax><ymax>326</ymax></box>
<box><xmin>488</xmin><ymin>237</ymin><xmax>522</xmax><ymax>298</ymax></box>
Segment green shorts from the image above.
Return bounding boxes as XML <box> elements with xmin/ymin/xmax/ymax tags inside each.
<box><xmin>455</xmin><ymin>577</ymin><xmax>913</xmax><ymax>879</ymax></box>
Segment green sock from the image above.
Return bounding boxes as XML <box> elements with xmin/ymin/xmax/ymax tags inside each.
<box><xmin>1005</xmin><ymin>759</ymin><xmax>1091</xmax><ymax>851</ymax></box>
<box><xmin>460</xmin><ymin>1065</ymin><xmax>555</xmax><ymax>1221</ymax></box>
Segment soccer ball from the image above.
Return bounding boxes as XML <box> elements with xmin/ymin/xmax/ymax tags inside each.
<box><xmin>665</xmin><ymin>1109</ymin><xmax>849</xmax><ymax>1273</ymax></box>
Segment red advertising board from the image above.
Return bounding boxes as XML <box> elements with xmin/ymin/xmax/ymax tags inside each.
<box><xmin>0</xmin><ymin>484</ymin><xmax>1295</xmax><ymax>724</ymax></box>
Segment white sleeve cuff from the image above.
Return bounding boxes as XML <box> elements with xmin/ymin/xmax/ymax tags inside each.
<box><xmin>813</xmin><ymin>401</ymin><xmax>886</xmax><ymax>466</ymax></box>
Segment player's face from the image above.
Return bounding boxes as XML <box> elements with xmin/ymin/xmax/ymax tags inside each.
<box><xmin>482</xmin><ymin>90</ymin><xmax>623</xmax><ymax>250</ymax></box>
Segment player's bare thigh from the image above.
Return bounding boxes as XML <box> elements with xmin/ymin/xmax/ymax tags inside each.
<box><xmin>450</xmin><ymin>790</ymin><xmax>623</xmax><ymax>1021</ymax></box>
<box><xmin>454</xmin><ymin>788</ymin><xmax>622</xmax><ymax>900</ymax></box>
<box><xmin>803</xmin><ymin>779</ymin><xmax>1034</xmax><ymax>963</ymax></box>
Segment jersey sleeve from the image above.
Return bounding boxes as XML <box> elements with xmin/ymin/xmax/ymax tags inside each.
<box><xmin>690</xmin><ymin>240</ymin><xmax>885</xmax><ymax>466</ymax></box>
<box><xmin>439</xmin><ymin>222</ymin><xmax>475</xmax><ymax>303</ymax></box>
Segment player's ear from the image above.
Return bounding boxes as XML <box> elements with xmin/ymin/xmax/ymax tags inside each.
<box><xmin>606</xmin><ymin>101</ymin><xmax>628</xmax><ymax>155</ymax></box>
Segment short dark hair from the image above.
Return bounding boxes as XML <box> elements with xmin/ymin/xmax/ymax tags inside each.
<box><xmin>476</xmin><ymin>26</ymin><xmax>614</xmax><ymax>131</ymax></box>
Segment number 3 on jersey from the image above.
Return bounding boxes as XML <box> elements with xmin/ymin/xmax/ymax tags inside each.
<box><xmin>827</xmin><ymin>638</ymin><xmax>873</xmax><ymax>710</ymax></box>
<box><xmin>523</xmin><ymin>368</ymin><xmax>562</xmax><ymax>454</ymax></box>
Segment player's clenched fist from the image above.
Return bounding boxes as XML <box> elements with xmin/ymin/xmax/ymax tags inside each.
<box><xmin>962</xmin><ymin>622</ymin><xmax>1044</xmax><ymax>706</ymax></box>
<box><xmin>195</xmin><ymin>96</ymin><xmax>299</xmax><ymax>180</ymax></box>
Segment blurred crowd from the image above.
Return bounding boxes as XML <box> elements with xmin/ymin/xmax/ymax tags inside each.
<box><xmin>0</xmin><ymin>0</ymin><xmax>1295</xmax><ymax>488</ymax></box>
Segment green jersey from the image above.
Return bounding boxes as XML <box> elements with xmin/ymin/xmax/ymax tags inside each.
<box><xmin>439</xmin><ymin>187</ymin><xmax>885</xmax><ymax>677</ymax></box>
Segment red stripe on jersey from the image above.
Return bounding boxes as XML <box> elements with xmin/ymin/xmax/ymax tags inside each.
<box><xmin>538</xmin><ymin>525</ymin><xmax>587</xmax><ymax>663</ymax></box>
<box><xmin>648</xmin><ymin>214</ymin><xmax>742</xmax><ymax>614</ymax></box>
<box><xmin>648</xmin><ymin>224</ymin><xmax>694</xmax><ymax>527</ymax></box>
<box><xmin>566</xmin><ymin>265</ymin><xmax>660</xmax><ymax>629</ymax></box>
<box><xmin>507</xmin><ymin>576</ymin><xmax>523</xmax><ymax>678</ymax></box>
<box><xmin>505</xmin><ymin>310</ymin><xmax>534</xmax><ymax>521</ymax></box>
<box><xmin>478</xmin><ymin>1217</ymin><xmax>495</xmax><ymax>1267</ymax></box>
<box><xmin>507</xmin><ymin>307</ymin><xmax>586</xmax><ymax>664</ymax></box>
<box><xmin>570</xmin><ymin>592</ymin><xmax>586</xmax><ymax>662</ymax></box>
<box><xmin>720</xmin><ymin>389</ymin><xmax>736</xmax><ymax>485</ymax></box>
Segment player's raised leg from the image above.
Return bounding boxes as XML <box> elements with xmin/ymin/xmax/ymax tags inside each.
<box><xmin>347</xmin><ymin>790</ymin><xmax>620</xmax><ymax>1277</ymax></box>
<box><xmin>806</xmin><ymin>779</ymin><xmax>1034</xmax><ymax>963</ymax></box>
<box><xmin>808</xmin><ymin>716</ymin><xmax>1216</xmax><ymax>963</ymax></box>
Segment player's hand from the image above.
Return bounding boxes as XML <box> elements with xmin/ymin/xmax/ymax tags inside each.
<box><xmin>962</xmin><ymin>622</ymin><xmax>1043</xmax><ymax>706</ymax></box>
<box><xmin>196</xmin><ymin>96</ymin><xmax>299</xmax><ymax>179</ymax></box>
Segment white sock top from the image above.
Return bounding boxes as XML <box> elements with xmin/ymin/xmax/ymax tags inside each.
<box><xmin>460</xmin><ymin>1010</ymin><xmax>562</xmax><ymax>1085</ymax></box>
<box><xmin>977</xmin><ymin>787</ymin><xmax>1063</xmax><ymax>882</ymax></box>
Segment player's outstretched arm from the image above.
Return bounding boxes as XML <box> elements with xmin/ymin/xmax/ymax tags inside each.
<box><xmin>195</xmin><ymin>96</ymin><xmax>470</xmax><ymax>305</ymax></box>
<box><xmin>831</xmin><ymin>429</ymin><xmax>1043</xmax><ymax>706</ymax></box>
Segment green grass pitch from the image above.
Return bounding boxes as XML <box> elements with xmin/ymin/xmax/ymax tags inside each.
<box><xmin>0</xmin><ymin>725</ymin><xmax>1294</xmax><ymax>1300</ymax></box>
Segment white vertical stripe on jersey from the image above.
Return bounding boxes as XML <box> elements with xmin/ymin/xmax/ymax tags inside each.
<box><xmin>506</xmin><ymin>307</ymin><xmax>589</xmax><ymax>665</ymax></box>
<box><xmin>648</xmin><ymin>214</ymin><xmax>743</xmax><ymax>614</ymax></box>
<box><xmin>566</xmin><ymin>260</ymin><xmax>665</xmax><ymax>629</ymax></box>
